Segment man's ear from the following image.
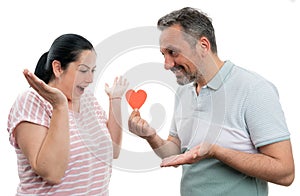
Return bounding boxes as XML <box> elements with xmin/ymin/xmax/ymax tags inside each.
<box><xmin>52</xmin><ymin>60</ymin><xmax>63</xmax><ymax>78</ymax></box>
<box><xmin>197</xmin><ymin>36</ymin><xmax>210</xmax><ymax>52</ymax></box>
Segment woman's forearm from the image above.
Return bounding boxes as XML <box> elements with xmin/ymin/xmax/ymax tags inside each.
<box><xmin>107</xmin><ymin>98</ymin><xmax>122</xmax><ymax>158</ymax></box>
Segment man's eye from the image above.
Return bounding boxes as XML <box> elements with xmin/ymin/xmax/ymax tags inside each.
<box><xmin>169</xmin><ymin>50</ymin><xmax>178</xmax><ymax>57</ymax></box>
<box><xmin>165</xmin><ymin>48</ymin><xmax>177</xmax><ymax>56</ymax></box>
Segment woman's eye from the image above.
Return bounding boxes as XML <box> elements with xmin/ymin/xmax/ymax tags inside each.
<box><xmin>79</xmin><ymin>69</ymin><xmax>89</xmax><ymax>73</ymax></box>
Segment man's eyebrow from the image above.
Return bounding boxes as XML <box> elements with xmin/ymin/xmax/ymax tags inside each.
<box><xmin>166</xmin><ymin>45</ymin><xmax>180</xmax><ymax>51</ymax></box>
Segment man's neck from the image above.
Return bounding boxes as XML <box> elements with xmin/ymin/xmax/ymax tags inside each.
<box><xmin>195</xmin><ymin>56</ymin><xmax>224</xmax><ymax>94</ymax></box>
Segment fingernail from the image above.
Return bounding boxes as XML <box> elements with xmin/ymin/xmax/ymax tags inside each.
<box><xmin>193</xmin><ymin>154</ymin><xmax>197</xmax><ymax>159</ymax></box>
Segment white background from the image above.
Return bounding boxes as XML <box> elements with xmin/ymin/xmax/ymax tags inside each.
<box><xmin>1</xmin><ymin>0</ymin><xmax>299</xmax><ymax>195</ymax></box>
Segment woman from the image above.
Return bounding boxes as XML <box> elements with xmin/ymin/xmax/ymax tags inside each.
<box><xmin>7</xmin><ymin>33</ymin><xmax>128</xmax><ymax>195</ymax></box>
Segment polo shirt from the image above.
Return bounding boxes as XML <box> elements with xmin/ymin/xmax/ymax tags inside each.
<box><xmin>169</xmin><ymin>60</ymin><xmax>290</xmax><ymax>196</ymax></box>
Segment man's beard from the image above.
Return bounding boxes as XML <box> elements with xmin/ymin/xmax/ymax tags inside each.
<box><xmin>176</xmin><ymin>75</ymin><xmax>195</xmax><ymax>85</ymax></box>
<box><xmin>171</xmin><ymin>65</ymin><xmax>196</xmax><ymax>85</ymax></box>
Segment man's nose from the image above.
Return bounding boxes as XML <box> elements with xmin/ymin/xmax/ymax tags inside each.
<box><xmin>164</xmin><ymin>55</ymin><xmax>175</xmax><ymax>70</ymax></box>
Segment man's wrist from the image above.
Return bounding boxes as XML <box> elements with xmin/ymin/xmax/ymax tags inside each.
<box><xmin>208</xmin><ymin>144</ymin><xmax>219</xmax><ymax>158</ymax></box>
<box><xmin>143</xmin><ymin>132</ymin><xmax>157</xmax><ymax>141</ymax></box>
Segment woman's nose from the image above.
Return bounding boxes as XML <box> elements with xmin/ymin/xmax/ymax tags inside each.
<box><xmin>86</xmin><ymin>71</ymin><xmax>94</xmax><ymax>83</ymax></box>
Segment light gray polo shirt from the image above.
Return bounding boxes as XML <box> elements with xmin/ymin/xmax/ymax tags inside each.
<box><xmin>170</xmin><ymin>60</ymin><xmax>290</xmax><ymax>196</ymax></box>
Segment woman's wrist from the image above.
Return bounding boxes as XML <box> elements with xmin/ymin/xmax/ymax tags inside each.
<box><xmin>109</xmin><ymin>96</ymin><xmax>122</xmax><ymax>101</ymax></box>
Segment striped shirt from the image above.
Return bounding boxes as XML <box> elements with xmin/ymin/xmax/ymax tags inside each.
<box><xmin>7</xmin><ymin>88</ymin><xmax>113</xmax><ymax>195</ymax></box>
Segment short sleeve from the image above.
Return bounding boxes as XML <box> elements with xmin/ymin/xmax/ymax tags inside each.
<box><xmin>169</xmin><ymin>115</ymin><xmax>178</xmax><ymax>137</ymax></box>
<box><xmin>169</xmin><ymin>87</ymin><xmax>181</xmax><ymax>137</ymax></box>
<box><xmin>245</xmin><ymin>80</ymin><xmax>290</xmax><ymax>148</ymax></box>
<box><xmin>7</xmin><ymin>89</ymin><xmax>52</xmax><ymax>148</ymax></box>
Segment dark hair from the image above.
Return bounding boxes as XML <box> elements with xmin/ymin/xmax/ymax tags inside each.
<box><xmin>34</xmin><ymin>34</ymin><xmax>94</xmax><ymax>83</ymax></box>
<box><xmin>157</xmin><ymin>7</ymin><xmax>217</xmax><ymax>53</ymax></box>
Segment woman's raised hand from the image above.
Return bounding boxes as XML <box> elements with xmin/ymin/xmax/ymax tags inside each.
<box><xmin>23</xmin><ymin>69</ymin><xmax>67</xmax><ymax>109</ymax></box>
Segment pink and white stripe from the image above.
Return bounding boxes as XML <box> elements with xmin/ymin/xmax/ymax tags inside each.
<box><xmin>7</xmin><ymin>89</ymin><xmax>113</xmax><ymax>195</ymax></box>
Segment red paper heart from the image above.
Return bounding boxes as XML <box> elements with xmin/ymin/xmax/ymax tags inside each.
<box><xmin>125</xmin><ymin>89</ymin><xmax>147</xmax><ymax>109</ymax></box>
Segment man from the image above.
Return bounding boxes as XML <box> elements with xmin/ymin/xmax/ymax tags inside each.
<box><xmin>128</xmin><ymin>7</ymin><xmax>294</xmax><ymax>196</ymax></box>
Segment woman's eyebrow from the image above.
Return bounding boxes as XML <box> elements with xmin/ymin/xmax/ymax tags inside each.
<box><xmin>78</xmin><ymin>64</ymin><xmax>96</xmax><ymax>69</ymax></box>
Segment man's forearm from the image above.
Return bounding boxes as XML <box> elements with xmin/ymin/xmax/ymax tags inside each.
<box><xmin>212</xmin><ymin>141</ymin><xmax>294</xmax><ymax>186</ymax></box>
<box><xmin>146</xmin><ymin>133</ymin><xmax>181</xmax><ymax>159</ymax></box>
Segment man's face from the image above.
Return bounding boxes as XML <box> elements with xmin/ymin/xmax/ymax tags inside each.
<box><xmin>159</xmin><ymin>25</ymin><xmax>201</xmax><ymax>85</ymax></box>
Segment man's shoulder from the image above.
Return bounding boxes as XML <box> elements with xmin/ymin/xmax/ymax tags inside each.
<box><xmin>231</xmin><ymin>63</ymin><xmax>267</xmax><ymax>83</ymax></box>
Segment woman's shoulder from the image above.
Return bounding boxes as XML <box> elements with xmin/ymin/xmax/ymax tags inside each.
<box><xmin>12</xmin><ymin>88</ymin><xmax>52</xmax><ymax>113</ymax></box>
<box><xmin>16</xmin><ymin>88</ymin><xmax>47</xmax><ymax>104</ymax></box>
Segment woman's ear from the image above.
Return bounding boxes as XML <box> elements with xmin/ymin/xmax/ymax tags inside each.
<box><xmin>52</xmin><ymin>60</ymin><xmax>63</xmax><ymax>78</ymax></box>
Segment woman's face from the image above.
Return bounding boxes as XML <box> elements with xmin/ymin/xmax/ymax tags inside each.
<box><xmin>58</xmin><ymin>49</ymin><xmax>97</xmax><ymax>101</ymax></box>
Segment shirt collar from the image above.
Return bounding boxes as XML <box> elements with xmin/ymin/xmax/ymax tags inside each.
<box><xmin>206</xmin><ymin>60</ymin><xmax>234</xmax><ymax>90</ymax></box>
<box><xmin>186</xmin><ymin>61</ymin><xmax>234</xmax><ymax>90</ymax></box>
